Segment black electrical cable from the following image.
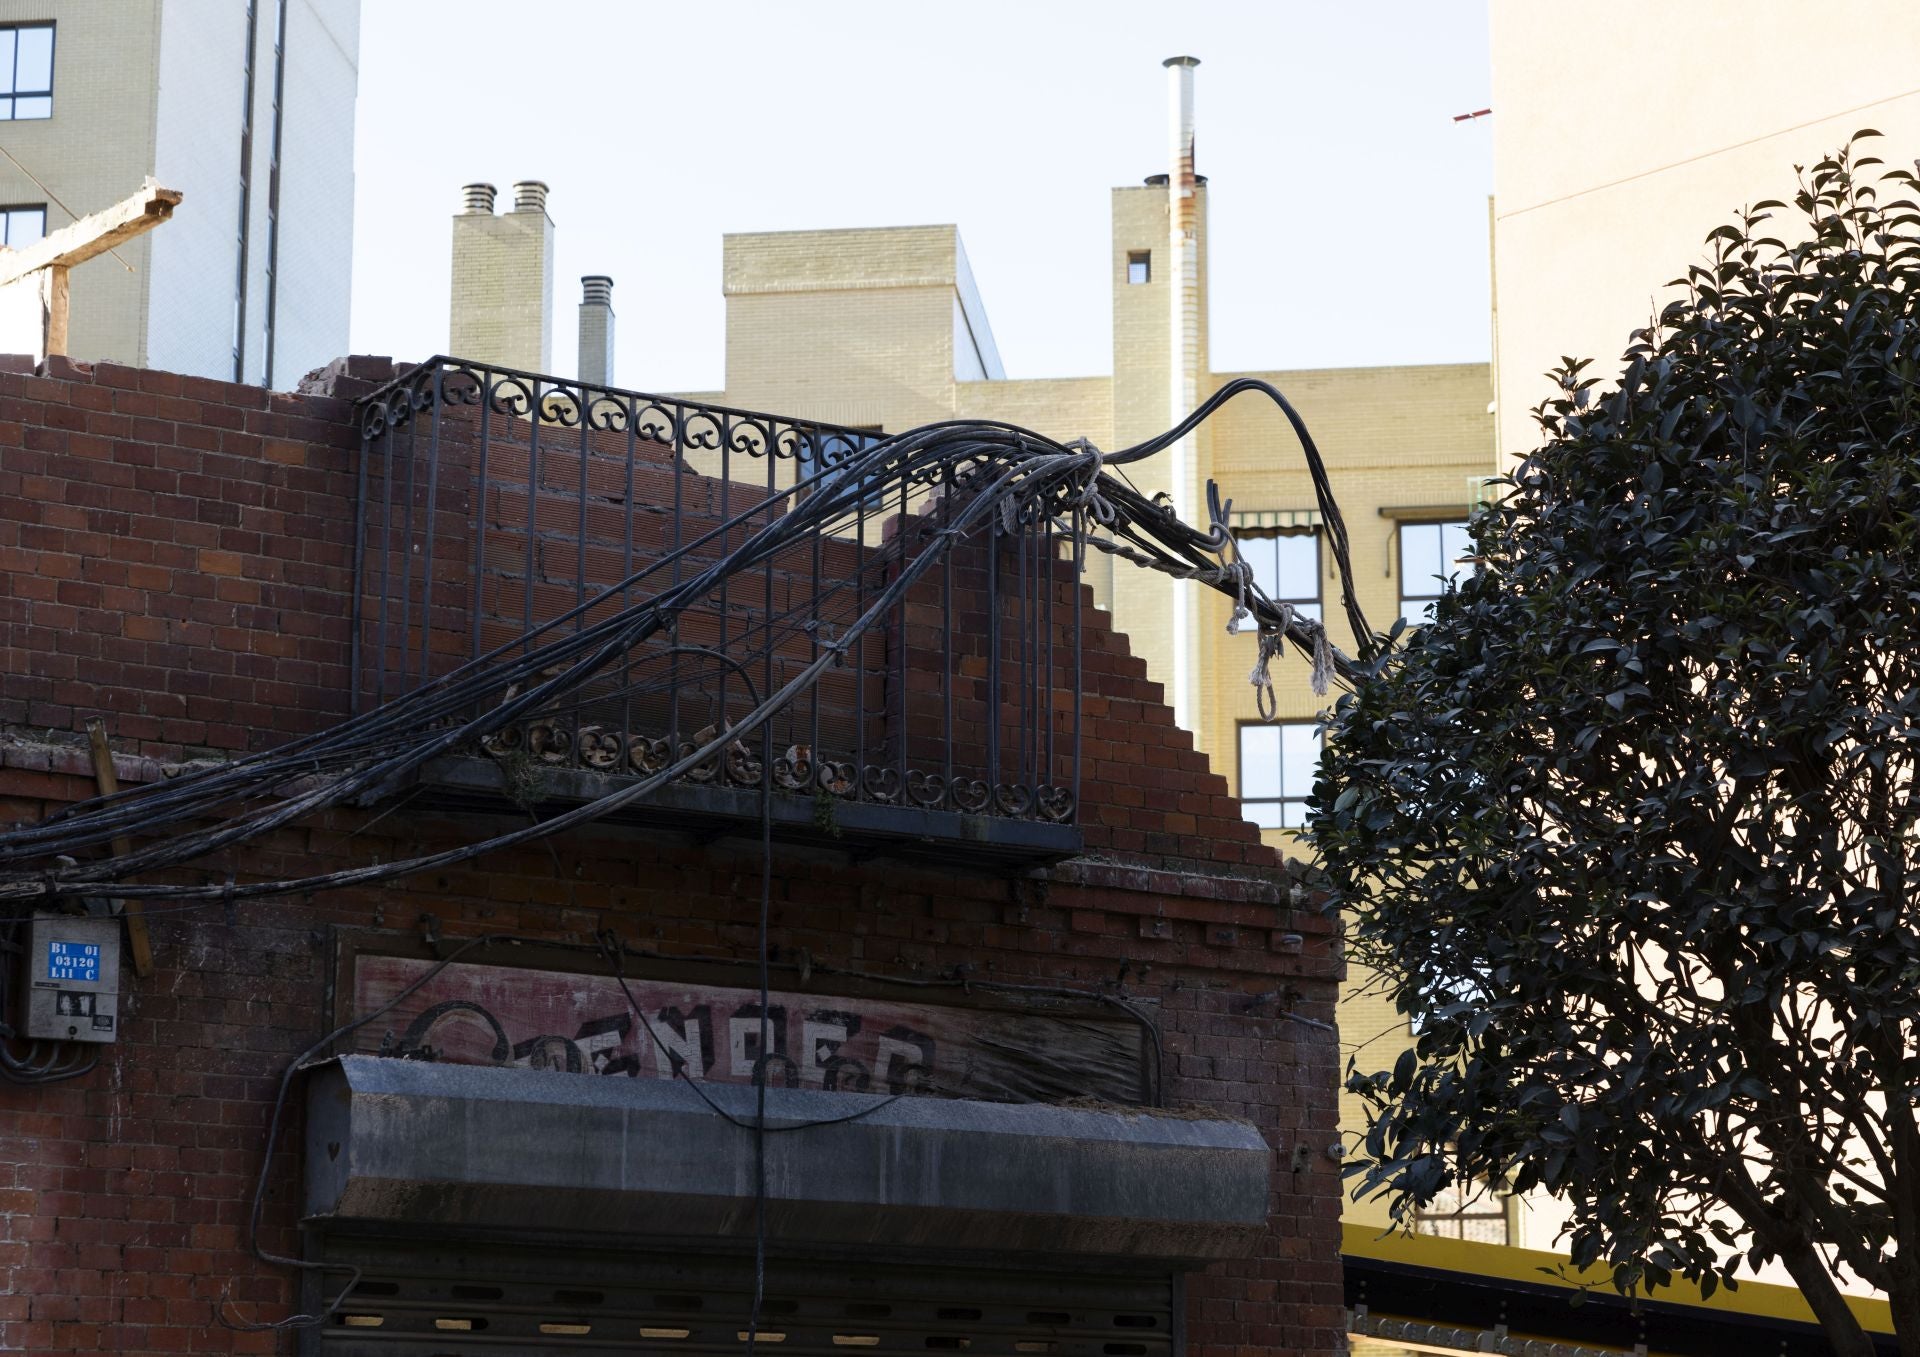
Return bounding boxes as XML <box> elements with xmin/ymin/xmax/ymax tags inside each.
<box><xmin>220</xmin><ymin>921</ymin><xmax>929</xmax><ymax>1335</ymax></box>
<box><xmin>216</xmin><ymin>932</ymin><xmax>520</xmax><ymax>1333</ymax></box>
<box><xmin>594</xmin><ymin>933</ymin><xmax>904</xmax><ymax>1134</ymax></box>
<box><xmin>747</xmin><ymin>717</ymin><xmax>772</xmax><ymax>1357</ymax></box>
<box><xmin>1</xmin><ymin>384</ymin><xmax>1371</xmax><ymax>916</ymax></box>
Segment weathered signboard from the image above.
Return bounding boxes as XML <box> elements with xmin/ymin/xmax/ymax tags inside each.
<box><xmin>349</xmin><ymin>954</ymin><xmax>1150</xmax><ymax>1105</ymax></box>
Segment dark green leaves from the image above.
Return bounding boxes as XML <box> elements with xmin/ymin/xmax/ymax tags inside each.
<box><xmin>1311</xmin><ymin>137</ymin><xmax>1920</xmax><ymax>1348</ymax></box>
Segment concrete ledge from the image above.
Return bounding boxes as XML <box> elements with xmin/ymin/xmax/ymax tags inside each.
<box><xmin>306</xmin><ymin>1056</ymin><xmax>1269</xmax><ymax>1261</ymax></box>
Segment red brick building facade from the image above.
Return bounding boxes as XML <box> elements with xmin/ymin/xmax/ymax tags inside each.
<box><xmin>0</xmin><ymin>355</ymin><xmax>1343</xmax><ymax>1356</ymax></box>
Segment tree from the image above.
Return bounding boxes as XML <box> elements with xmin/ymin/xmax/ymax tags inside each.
<box><xmin>1313</xmin><ymin>138</ymin><xmax>1920</xmax><ymax>1357</ymax></box>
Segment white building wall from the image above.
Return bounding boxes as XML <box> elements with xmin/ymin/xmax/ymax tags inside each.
<box><xmin>268</xmin><ymin>0</ymin><xmax>358</xmax><ymax>387</ymax></box>
<box><xmin>146</xmin><ymin>0</ymin><xmax>250</xmax><ymax>381</ymax></box>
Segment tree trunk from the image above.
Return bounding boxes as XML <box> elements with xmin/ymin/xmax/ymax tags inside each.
<box><xmin>1887</xmin><ymin>1258</ymin><xmax>1920</xmax><ymax>1357</ymax></box>
<box><xmin>1717</xmin><ymin>1164</ymin><xmax>1880</xmax><ymax>1357</ymax></box>
<box><xmin>1769</xmin><ymin>1233</ymin><xmax>1880</xmax><ymax>1357</ymax></box>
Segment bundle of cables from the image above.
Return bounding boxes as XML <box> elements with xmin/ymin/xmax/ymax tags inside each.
<box><xmin>0</xmin><ymin>378</ymin><xmax>1372</xmax><ymax>913</ymax></box>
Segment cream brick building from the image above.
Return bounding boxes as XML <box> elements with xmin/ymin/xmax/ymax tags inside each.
<box><xmin>1489</xmin><ymin>0</ymin><xmax>1920</xmax><ymax>465</ymax></box>
<box><xmin>0</xmin><ymin>0</ymin><xmax>359</xmax><ymax>386</ymax></box>
<box><xmin>690</xmin><ymin>63</ymin><xmax>1496</xmax><ymax>1236</ymax></box>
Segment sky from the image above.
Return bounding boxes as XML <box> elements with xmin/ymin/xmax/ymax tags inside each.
<box><xmin>348</xmin><ymin>1</ymin><xmax>1494</xmax><ymax>392</ymax></box>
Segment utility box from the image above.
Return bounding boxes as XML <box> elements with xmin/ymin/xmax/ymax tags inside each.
<box><xmin>22</xmin><ymin>914</ymin><xmax>120</xmax><ymax>1043</ymax></box>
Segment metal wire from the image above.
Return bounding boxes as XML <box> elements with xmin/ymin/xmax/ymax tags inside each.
<box><xmin>0</xmin><ymin>383</ymin><xmax>1369</xmax><ymax>909</ymax></box>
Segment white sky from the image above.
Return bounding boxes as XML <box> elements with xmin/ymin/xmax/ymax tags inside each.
<box><xmin>347</xmin><ymin>1</ymin><xmax>1494</xmax><ymax>392</ymax></box>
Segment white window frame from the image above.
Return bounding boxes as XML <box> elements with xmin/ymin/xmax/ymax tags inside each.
<box><xmin>0</xmin><ymin>203</ymin><xmax>45</xmax><ymax>248</ymax></box>
<box><xmin>1397</xmin><ymin>519</ymin><xmax>1473</xmax><ymax>629</ymax></box>
<box><xmin>1236</xmin><ymin>720</ymin><xmax>1321</xmax><ymax>831</ymax></box>
<box><xmin>1237</xmin><ymin>529</ymin><xmax>1322</xmax><ymax>623</ymax></box>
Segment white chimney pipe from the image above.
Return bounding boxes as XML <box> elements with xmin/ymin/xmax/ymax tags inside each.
<box><xmin>1164</xmin><ymin>55</ymin><xmax>1201</xmax><ymax>734</ymax></box>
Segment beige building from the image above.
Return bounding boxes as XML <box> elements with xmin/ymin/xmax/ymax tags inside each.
<box><xmin>0</xmin><ymin>0</ymin><xmax>359</xmax><ymax>386</ymax></box>
<box><xmin>1489</xmin><ymin>0</ymin><xmax>1920</xmax><ymax>464</ymax></box>
<box><xmin>1486</xmin><ymin>0</ymin><xmax>1920</xmax><ymax>1292</ymax></box>
<box><xmin>446</xmin><ymin>58</ymin><xmax>1497</xmax><ymax>1242</ymax></box>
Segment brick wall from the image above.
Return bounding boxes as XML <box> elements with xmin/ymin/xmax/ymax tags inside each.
<box><xmin>0</xmin><ymin>356</ymin><xmax>1344</xmax><ymax>1355</ymax></box>
<box><xmin>0</xmin><ymin>354</ymin><xmax>366</xmax><ymax>760</ymax></box>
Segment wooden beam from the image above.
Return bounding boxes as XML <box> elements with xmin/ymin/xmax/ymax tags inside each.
<box><xmin>85</xmin><ymin>720</ymin><xmax>154</xmax><ymax>979</ymax></box>
<box><xmin>43</xmin><ymin>265</ymin><xmax>68</xmax><ymax>357</ymax></box>
<box><xmin>0</xmin><ymin>178</ymin><xmax>182</xmax><ymax>289</ymax></box>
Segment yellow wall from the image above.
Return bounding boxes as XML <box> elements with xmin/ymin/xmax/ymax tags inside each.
<box><xmin>690</xmin><ymin>188</ymin><xmax>1496</xmax><ymax>1243</ymax></box>
<box><xmin>1201</xmin><ymin>359</ymin><xmax>1494</xmax><ymax>1199</ymax></box>
<box><xmin>1489</xmin><ymin>0</ymin><xmax>1920</xmax><ymax>463</ymax></box>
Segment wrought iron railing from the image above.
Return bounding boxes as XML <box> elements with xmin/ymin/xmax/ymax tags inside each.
<box><xmin>352</xmin><ymin>358</ymin><xmax>1084</xmax><ymax>827</ymax></box>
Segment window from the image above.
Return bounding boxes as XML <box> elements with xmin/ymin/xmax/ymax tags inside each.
<box><xmin>1413</xmin><ymin>1180</ymin><xmax>1511</xmax><ymax>1245</ymax></box>
<box><xmin>1237</xmin><ymin>530</ymin><xmax>1320</xmax><ymax>622</ymax></box>
<box><xmin>1398</xmin><ymin>519</ymin><xmax>1473</xmax><ymax>628</ymax></box>
<box><xmin>0</xmin><ymin>24</ymin><xmax>54</xmax><ymax>120</ymax></box>
<box><xmin>1126</xmin><ymin>251</ymin><xmax>1150</xmax><ymax>285</ymax></box>
<box><xmin>1237</xmin><ymin>721</ymin><xmax>1320</xmax><ymax>830</ymax></box>
<box><xmin>0</xmin><ymin>204</ymin><xmax>45</xmax><ymax>248</ymax></box>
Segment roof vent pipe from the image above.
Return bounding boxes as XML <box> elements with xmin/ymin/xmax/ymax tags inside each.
<box><xmin>1163</xmin><ymin>54</ymin><xmax>1201</xmax><ymax>735</ymax></box>
<box><xmin>459</xmin><ymin>182</ymin><xmax>497</xmax><ymax>214</ymax></box>
<box><xmin>512</xmin><ymin>180</ymin><xmax>550</xmax><ymax>214</ymax></box>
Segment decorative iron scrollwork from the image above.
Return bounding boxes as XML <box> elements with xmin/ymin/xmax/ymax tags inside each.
<box><xmin>905</xmin><ymin>769</ymin><xmax>946</xmax><ymax>809</ymax></box>
<box><xmin>818</xmin><ymin>760</ymin><xmax>857</xmax><ymax>797</ymax></box>
<box><xmin>525</xmin><ymin>720</ymin><xmax>573</xmax><ymax>764</ymax></box>
<box><xmin>576</xmin><ymin>726</ymin><xmax>623</xmax><ymax>771</ymax></box>
<box><xmin>724</xmin><ymin>739</ymin><xmax>764</xmax><ymax>787</ymax></box>
<box><xmin>949</xmin><ymin>778</ymin><xmax>991</xmax><ymax>814</ymax></box>
<box><xmin>681</xmin><ymin>724</ymin><xmax>721</xmax><ymax>783</ymax></box>
<box><xmin>627</xmin><ymin>735</ymin><xmax>671</xmax><ymax>775</ymax></box>
<box><xmin>481</xmin><ymin>722</ymin><xmax>525</xmax><ymax>756</ymax></box>
<box><xmin>1037</xmin><ymin>784</ymin><xmax>1076</xmax><ymax>823</ymax></box>
<box><xmin>861</xmin><ymin>765</ymin><xmax>901</xmax><ymax>804</ymax></box>
<box><xmin>773</xmin><ymin>744</ymin><xmax>815</xmax><ymax>791</ymax></box>
<box><xmin>354</xmin><ymin>357</ymin><xmax>1087</xmax><ymax>833</ymax></box>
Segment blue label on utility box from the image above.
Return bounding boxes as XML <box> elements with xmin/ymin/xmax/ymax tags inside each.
<box><xmin>46</xmin><ymin>941</ymin><xmax>101</xmax><ymax>983</ymax></box>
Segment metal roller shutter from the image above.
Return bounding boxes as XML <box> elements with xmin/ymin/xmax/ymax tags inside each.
<box><xmin>314</xmin><ymin>1236</ymin><xmax>1179</xmax><ymax>1357</ymax></box>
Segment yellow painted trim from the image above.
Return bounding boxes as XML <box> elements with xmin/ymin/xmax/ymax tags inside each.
<box><xmin>1343</xmin><ymin>1224</ymin><xmax>1894</xmax><ymax>1335</ymax></box>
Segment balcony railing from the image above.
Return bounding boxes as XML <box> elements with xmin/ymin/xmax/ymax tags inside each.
<box><xmin>351</xmin><ymin>358</ymin><xmax>1086</xmax><ymax>857</ymax></box>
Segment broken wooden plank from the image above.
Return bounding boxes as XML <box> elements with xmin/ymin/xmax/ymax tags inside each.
<box><xmin>43</xmin><ymin>265</ymin><xmax>68</xmax><ymax>357</ymax></box>
<box><xmin>0</xmin><ymin>178</ymin><xmax>182</xmax><ymax>289</ymax></box>
<box><xmin>85</xmin><ymin>720</ymin><xmax>154</xmax><ymax>979</ymax></box>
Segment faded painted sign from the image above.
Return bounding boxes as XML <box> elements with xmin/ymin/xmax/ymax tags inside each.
<box><xmin>351</xmin><ymin>956</ymin><xmax>1148</xmax><ymax>1105</ymax></box>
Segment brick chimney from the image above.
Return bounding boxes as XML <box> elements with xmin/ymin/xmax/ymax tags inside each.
<box><xmin>578</xmin><ymin>275</ymin><xmax>614</xmax><ymax>387</ymax></box>
<box><xmin>449</xmin><ymin>178</ymin><xmax>555</xmax><ymax>373</ymax></box>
